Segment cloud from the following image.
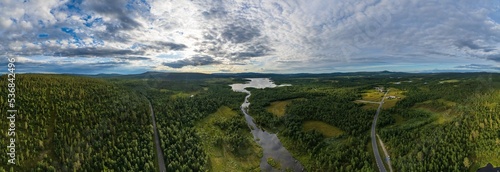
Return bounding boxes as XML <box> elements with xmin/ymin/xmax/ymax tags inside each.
<box><xmin>53</xmin><ymin>48</ymin><xmax>145</xmax><ymax>57</ymax></box>
<box><xmin>455</xmin><ymin>64</ymin><xmax>500</xmax><ymax>71</ymax></box>
<box><xmin>155</xmin><ymin>42</ymin><xmax>188</xmax><ymax>51</ymax></box>
<box><xmin>0</xmin><ymin>58</ymin><xmax>134</xmax><ymax>74</ymax></box>
<box><xmin>162</xmin><ymin>55</ymin><xmax>221</xmax><ymax>68</ymax></box>
<box><xmin>221</xmin><ymin>24</ymin><xmax>261</xmax><ymax>44</ymax></box>
<box><xmin>455</xmin><ymin>40</ymin><xmax>496</xmax><ymax>52</ymax></box>
<box><xmin>1</xmin><ymin>0</ymin><xmax>500</xmax><ymax>74</ymax></box>
<box><xmin>81</xmin><ymin>0</ymin><xmax>143</xmax><ymax>32</ymax></box>
<box><xmin>488</xmin><ymin>54</ymin><xmax>500</xmax><ymax>62</ymax></box>
<box><xmin>118</xmin><ymin>56</ymin><xmax>151</xmax><ymax>61</ymax></box>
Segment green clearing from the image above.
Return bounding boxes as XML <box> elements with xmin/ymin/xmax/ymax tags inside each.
<box><xmin>382</xmin><ymin>88</ymin><xmax>406</xmax><ymax>109</ymax></box>
<box><xmin>303</xmin><ymin>121</ymin><xmax>344</xmax><ymax>138</ymax></box>
<box><xmin>413</xmin><ymin>99</ymin><xmax>457</xmax><ymax>124</ymax></box>
<box><xmin>266</xmin><ymin>98</ymin><xmax>305</xmax><ymax>117</ymax></box>
<box><xmin>439</xmin><ymin>79</ymin><xmax>460</xmax><ymax>83</ymax></box>
<box><xmin>357</xmin><ymin>87</ymin><xmax>406</xmax><ymax>109</ymax></box>
<box><xmin>195</xmin><ymin>106</ymin><xmax>261</xmax><ymax>172</ymax></box>
<box><xmin>357</xmin><ymin>88</ymin><xmax>385</xmax><ymax>110</ymax></box>
<box><xmin>361</xmin><ymin>89</ymin><xmax>385</xmax><ymax>102</ymax></box>
<box><xmin>169</xmin><ymin>91</ymin><xmax>193</xmax><ymax>99</ymax></box>
<box><xmin>266</xmin><ymin>100</ymin><xmax>293</xmax><ymax>117</ymax></box>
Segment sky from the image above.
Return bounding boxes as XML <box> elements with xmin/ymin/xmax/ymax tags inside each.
<box><xmin>1</xmin><ymin>0</ymin><xmax>500</xmax><ymax>74</ymax></box>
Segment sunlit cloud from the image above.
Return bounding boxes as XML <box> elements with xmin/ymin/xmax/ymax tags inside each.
<box><xmin>1</xmin><ymin>0</ymin><xmax>499</xmax><ymax>74</ymax></box>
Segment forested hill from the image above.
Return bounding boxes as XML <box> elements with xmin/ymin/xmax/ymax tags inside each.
<box><xmin>0</xmin><ymin>74</ymin><xmax>155</xmax><ymax>171</ymax></box>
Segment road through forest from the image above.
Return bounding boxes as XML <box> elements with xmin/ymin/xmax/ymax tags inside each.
<box><xmin>148</xmin><ymin>100</ymin><xmax>167</xmax><ymax>172</ymax></box>
<box><xmin>371</xmin><ymin>90</ymin><xmax>389</xmax><ymax>172</ymax></box>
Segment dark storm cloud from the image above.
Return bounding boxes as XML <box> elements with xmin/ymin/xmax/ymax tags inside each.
<box><xmin>162</xmin><ymin>55</ymin><xmax>221</xmax><ymax>68</ymax></box>
<box><xmin>455</xmin><ymin>64</ymin><xmax>500</xmax><ymax>71</ymax></box>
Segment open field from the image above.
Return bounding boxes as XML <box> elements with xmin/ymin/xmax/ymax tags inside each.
<box><xmin>439</xmin><ymin>79</ymin><xmax>460</xmax><ymax>84</ymax></box>
<box><xmin>303</xmin><ymin>120</ymin><xmax>344</xmax><ymax>138</ymax></box>
<box><xmin>266</xmin><ymin>100</ymin><xmax>293</xmax><ymax>117</ymax></box>
<box><xmin>170</xmin><ymin>91</ymin><xmax>195</xmax><ymax>99</ymax></box>
<box><xmin>361</xmin><ymin>89</ymin><xmax>385</xmax><ymax>102</ymax></box>
<box><xmin>382</xmin><ymin>88</ymin><xmax>406</xmax><ymax>109</ymax></box>
<box><xmin>266</xmin><ymin>98</ymin><xmax>305</xmax><ymax>117</ymax></box>
<box><xmin>413</xmin><ymin>99</ymin><xmax>457</xmax><ymax>124</ymax></box>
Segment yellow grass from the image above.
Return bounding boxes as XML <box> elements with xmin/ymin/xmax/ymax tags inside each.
<box><xmin>382</xmin><ymin>88</ymin><xmax>406</xmax><ymax>109</ymax></box>
<box><xmin>357</xmin><ymin>88</ymin><xmax>405</xmax><ymax>109</ymax></box>
<box><xmin>357</xmin><ymin>88</ymin><xmax>385</xmax><ymax>110</ymax></box>
<box><xmin>439</xmin><ymin>79</ymin><xmax>460</xmax><ymax>83</ymax></box>
<box><xmin>361</xmin><ymin>89</ymin><xmax>385</xmax><ymax>102</ymax></box>
<box><xmin>303</xmin><ymin>121</ymin><xmax>344</xmax><ymax>138</ymax></box>
<box><xmin>266</xmin><ymin>98</ymin><xmax>305</xmax><ymax>117</ymax></box>
<box><xmin>414</xmin><ymin>99</ymin><xmax>457</xmax><ymax>124</ymax></box>
<box><xmin>266</xmin><ymin>100</ymin><xmax>292</xmax><ymax>117</ymax></box>
<box><xmin>195</xmin><ymin>106</ymin><xmax>261</xmax><ymax>172</ymax></box>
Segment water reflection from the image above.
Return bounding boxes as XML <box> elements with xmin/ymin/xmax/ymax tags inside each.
<box><xmin>230</xmin><ymin>78</ymin><xmax>303</xmax><ymax>172</ymax></box>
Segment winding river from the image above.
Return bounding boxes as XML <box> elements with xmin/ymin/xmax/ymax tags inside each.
<box><xmin>230</xmin><ymin>78</ymin><xmax>303</xmax><ymax>172</ymax></box>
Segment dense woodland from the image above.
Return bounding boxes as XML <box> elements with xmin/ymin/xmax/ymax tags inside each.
<box><xmin>1</xmin><ymin>72</ymin><xmax>499</xmax><ymax>171</ymax></box>
<box><xmin>0</xmin><ymin>74</ymin><xmax>155</xmax><ymax>171</ymax></box>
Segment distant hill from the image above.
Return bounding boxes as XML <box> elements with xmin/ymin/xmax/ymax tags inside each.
<box><xmin>87</xmin><ymin>71</ymin><xmax>498</xmax><ymax>81</ymax></box>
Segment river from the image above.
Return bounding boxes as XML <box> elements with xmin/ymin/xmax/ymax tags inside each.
<box><xmin>230</xmin><ymin>78</ymin><xmax>303</xmax><ymax>172</ymax></box>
